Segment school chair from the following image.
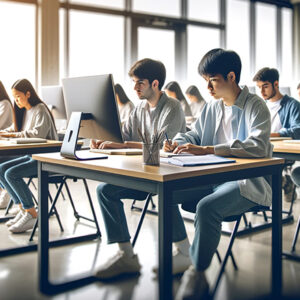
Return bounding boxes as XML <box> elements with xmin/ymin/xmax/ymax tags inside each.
<box><xmin>26</xmin><ymin>175</ymin><xmax>101</xmax><ymax>241</ymax></box>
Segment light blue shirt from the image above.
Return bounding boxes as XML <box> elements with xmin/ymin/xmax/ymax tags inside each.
<box><xmin>173</xmin><ymin>86</ymin><xmax>273</xmax><ymax>206</ymax></box>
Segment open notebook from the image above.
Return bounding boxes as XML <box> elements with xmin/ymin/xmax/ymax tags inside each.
<box><xmin>161</xmin><ymin>154</ymin><xmax>236</xmax><ymax>166</ymax></box>
<box><xmin>160</xmin><ymin>150</ymin><xmax>194</xmax><ymax>158</ymax></box>
<box><xmin>90</xmin><ymin>148</ymin><xmax>143</xmax><ymax>155</ymax></box>
<box><xmin>282</xmin><ymin>139</ymin><xmax>300</xmax><ymax>144</ymax></box>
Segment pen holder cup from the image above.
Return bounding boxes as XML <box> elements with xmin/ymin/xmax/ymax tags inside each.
<box><xmin>142</xmin><ymin>143</ymin><xmax>160</xmax><ymax>166</ymax></box>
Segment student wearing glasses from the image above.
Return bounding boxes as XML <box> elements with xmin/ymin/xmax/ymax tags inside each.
<box><xmin>163</xmin><ymin>49</ymin><xmax>272</xmax><ymax>299</ymax></box>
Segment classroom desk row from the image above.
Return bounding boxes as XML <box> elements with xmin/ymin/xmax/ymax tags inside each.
<box><xmin>0</xmin><ymin>140</ymin><xmax>296</xmax><ymax>299</ymax></box>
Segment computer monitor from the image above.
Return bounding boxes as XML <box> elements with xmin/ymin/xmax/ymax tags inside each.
<box><xmin>41</xmin><ymin>85</ymin><xmax>67</xmax><ymax>120</ymax></box>
<box><xmin>62</xmin><ymin>74</ymin><xmax>123</xmax><ymax>143</ymax></box>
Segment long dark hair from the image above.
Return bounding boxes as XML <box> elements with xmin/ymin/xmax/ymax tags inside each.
<box><xmin>0</xmin><ymin>81</ymin><xmax>12</xmax><ymax>104</ymax></box>
<box><xmin>11</xmin><ymin>79</ymin><xmax>56</xmax><ymax>132</ymax></box>
<box><xmin>114</xmin><ymin>83</ymin><xmax>131</xmax><ymax>104</ymax></box>
<box><xmin>165</xmin><ymin>81</ymin><xmax>187</xmax><ymax>103</ymax></box>
<box><xmin>185</xmin><ymin>85</ymin><xmax>205</xmax><ymax>103</ymax></box>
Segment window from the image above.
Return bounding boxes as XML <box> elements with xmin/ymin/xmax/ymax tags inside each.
<box><xmin>0</xmin><ymin>1</ymin><xmax>36</xmax><ymax>90</ymax></box>
<box><xmin>281</xmin><ymin>7</ymin><xmax>293</xmax><ymax>87</ymax></box>
<box><xmin>137</xmin><ymin>27</ymin><xmax>175</xmax><ymax>86</ymax></box>
<box><xmin>68</xmin><ymin>10</ymin><xmax>124</xmax><ymax>83</ymax></box>
<box><xmin>188</xmin><ymin>0</ymin><xmax>220</xmax><ymax>23</ymax></box>
<box><xmin>255</xmin><ymin>2</ymin><xmax>277</xmax><ymax>72</ymax></box>
<box><xmin>187</xmin><ymin>25</ymin><xmax>220</xmax><ymax>101</ymax></box>
<box><xmin>133</xmin><ymin>0</ymin><xmax>180</xmax><ymax>18</ymax></box>
<box><xmin>68</xmin><ymin>0</ymin><xmax>124</xmax><ymax>10</ymax></box>
<box><xmin>226</xmin><ymin>0</ymin><xmax>250</xmax><ymax>85</ymax></box>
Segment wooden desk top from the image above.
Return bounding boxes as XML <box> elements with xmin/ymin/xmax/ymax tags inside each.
<box><xmin>33</xmin><ymin>151</ymin><xmax>284</xmax><ymax>182</ymax></box>
<box><xmin>0</xmin><ymin>140</ymin><xmax>62</xmax><ymax>150</ymax></box>
<box><xmin>272</xmin><ymin>140</ymin><xmax>300</xmax><ymax>154</ymax></box>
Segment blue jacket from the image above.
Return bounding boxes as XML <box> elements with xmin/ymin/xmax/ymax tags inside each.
<box><xmin>277</xmin><ymin>95</ymin><xmax>300</xmax><ymax>139</ymax></box>
<box><xmin>173</xmin><ymin>86</ymin><xmax>273</xmax><ymax>206</ymax></box>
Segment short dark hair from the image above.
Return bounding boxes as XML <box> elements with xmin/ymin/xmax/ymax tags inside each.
<box><xmin>297</xmin><ymin>82</ymin><xmax>300</xmax><ymax>90</ymax></box>
<box><xmin>198</xmin><ymin>48</ymin><xmax>242</xmax><ymax>84</ymax></box>
<box><xmin>185</xmin><ymin>85</ymin><xmax>205</xmax><ymax>102</ymax></box>
<box><xmin>253</xmin><ymin>67</ymin><xmax>279</xmax><ymax>85</ymax></box>
<box><xmin>128</xmin><ymin>58</ymin><xmax>166</xmax><ymax>90</ymax></box>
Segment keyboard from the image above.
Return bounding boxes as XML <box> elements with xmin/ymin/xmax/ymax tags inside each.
<box><xmin>282</xmin><ymin>139</ymin><xmax>300</xmax><ymax>144</ymax></box>
<box><xmin>90</xmin><ymin>148</ymin><xmax>143</xmax><ymax>155</ymax></box>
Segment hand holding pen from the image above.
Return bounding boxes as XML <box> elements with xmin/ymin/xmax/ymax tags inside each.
<box><xmin>163</xmin><ymin>132</ymin><xmax>178</xmax><ymax>152</ymax></box>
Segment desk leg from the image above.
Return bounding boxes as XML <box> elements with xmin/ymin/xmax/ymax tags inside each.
<box><xmin>272</xmin><ymin>169</ymin><xmax>282</xmax><ymax>298</ymax></box>
<box><xmin>38</xmin><ymin>162</ymin><xmax>50</xmax><ymax>293</ymax></box>
<box><xmin>158</xmin><ymin>183</ymin><xmax>172</xmax><ymax>300</ymax></box>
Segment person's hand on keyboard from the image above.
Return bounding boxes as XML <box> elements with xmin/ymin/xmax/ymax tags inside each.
<box><xmin>90</xmin><ymin>139</ymin><xmax>104</xmax><ymax>149</ymax></box>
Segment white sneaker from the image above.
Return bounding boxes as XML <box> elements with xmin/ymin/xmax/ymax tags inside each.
<box><xmin>0</xmin><ymin>190</ymin><xmax>11</xmax><ymax>209</ymax></box>
<box><xmin>152</xmin><ymin>249</ymin><xmax>192</xmax><ymax>275</ymax></box>
<box><xmin>95</xmin><ymin>250</ymin><xmax>141</xmax><ymax>280</ymax></box>
<box><xmin>5</xmin><ymin>210</ymin><xmax>24</xmax><ymax>227</ymax></box>
<box><xmin>8</xmin><ymin>206</ymin><xmax>22</xmax><ymax>216</ymax></box>
<box><xmin>175</xmin><ymin>265</ymin><xmax>209</xmax><ymax>300</ymax></box>
<box><xmin>8</xmin><ymin>211</ymin><xmax>36</xmax><ymax>233</ymax></box>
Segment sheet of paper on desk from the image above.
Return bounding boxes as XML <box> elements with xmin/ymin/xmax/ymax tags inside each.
<box><xmin>160</xmin><ymin>150</ymin><xmax>194</xmax><ymax>158</ymax></box>
<box><xmin>10</xmin><ymin>138</ymin><xmax>47</xmax><ymax>144</ymax></box>
<box><xmin>161</xmin><ymin>154</ymin><xmax>236</xmax><ymax>166</ymax></box>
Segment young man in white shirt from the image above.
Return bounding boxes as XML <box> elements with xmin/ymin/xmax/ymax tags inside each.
<box><xmin>253</xmin><ymin>67</ymin><xmax>300</xmax><ymax>202</ymax></box>
<box><xmin>164</xmin><ymin>49</ymin><xmax>272</xmax><ymax>300</ymax></box>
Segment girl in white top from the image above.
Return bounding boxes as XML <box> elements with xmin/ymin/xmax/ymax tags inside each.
<box><xmin>165</xmin><ymin>81</ymin><xmax>193</xmax><ymax>118</ymax></box>
<box><xmin>185</xmin><ymin>85</ymin><xmax>206</xmax><ymax>120</ymax></box>
<box><xmin>114</xmin><ymin>83</ymin><xmax>135</xmax><ymax>124</ymax></box>
<box><xmin>0</xmin><ymin>81</ymin><xmax>13</xmax><ymax>130</ymax></box>
<box><xmin>0</xmin><ymin>79</ymin><xmax>58</xmax><ymax>233</ymax></box>
<box><xmin>0</xmin><ymin>81</ymin><xmax>14</xmax><ymax>208</ymax></box>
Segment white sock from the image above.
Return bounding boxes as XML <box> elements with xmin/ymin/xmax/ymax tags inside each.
<box><xmin>118</xmin><ymin>242</ymin><xmax>134</xmax><ymax>257</ymax></box>
<box><xmin>174</xmin><ymin>238</ymin><xmax>190</xmax><ymax>256</ymax></box>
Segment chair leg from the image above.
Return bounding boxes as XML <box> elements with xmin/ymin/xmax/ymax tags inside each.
<box><xmin>63</xmin><ymin>179</ymin><xmax>80</xmax><ymax>220</ymax></box>
<box><xmin>82</xmin><ymin>178</ymin><xmax>101</xmax><ymax>237</ymax></box>
<box><xmin>132</xmin><ymin>194</ymin><xmax>153</xmax><ymax>248</ymax></box>
<box><xmin>131</xmin><ymin>199</ymin><xmax>137</xmax><ymax>210</ymax></box>
<box><xmin>291</xmin><ymin>216</ymin><xmax>300</xmax><ymax>252</ymax></box>
<box><xmin>288</xmin><ymin>184</ymin><xmax>297</xmax><ymax>216</ymax></box>
<box><xmin>211</xmin><ymin>216</ymin><xmax>241</xmax><ymax>298</ymax></box>
<box><xmin>215</xmin><ymin>250</ymin><xmax>222</xmax><ymax>264</ymax></box>
<box><xmin>29</xmin><ymin>181</ymin><xmax>65</xmax><ymax>241</ymax></box>
<box><xmin>4</xmin><ymin>198</ymin><xmax>14</xmax><ymax>216</ymax></box>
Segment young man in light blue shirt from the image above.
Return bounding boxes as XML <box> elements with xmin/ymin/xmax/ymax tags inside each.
<box><xmin>164</xmin><ymin>49</ymin><xmax>272</xmax><ymax>300</ymax></box>
<box><xmin>253</xmin><ymin>67</ymin><xmax>300</xmax><ymax>202</ymax></box>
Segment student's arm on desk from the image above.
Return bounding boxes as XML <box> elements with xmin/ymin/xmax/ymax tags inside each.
<box><xmin>163</xmin><ymin>139</ymin><xmax>214</xmax><ymax>155</ymax></box>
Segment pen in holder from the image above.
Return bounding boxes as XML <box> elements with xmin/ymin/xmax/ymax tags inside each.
<box><xmin>138</xmin><ymin>126</ymin><xmax>167</xmax><ymax>166</ymax></box>
<box><xmin>143</xmin><ymin>142</ymin><xmax>160</xmax><ymax>166</ymax></box>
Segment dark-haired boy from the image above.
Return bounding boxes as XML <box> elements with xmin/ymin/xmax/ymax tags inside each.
<box><xmin>163</xmin><ymin>49</ymin><xmax>272</xmax><ymax>300</ymax></box>
<box><xmin>253</xmin><ymin>67</ymin><xmax>300</xmax><ymax>202</ymax></box>
<box><xmin>92</xmin><ymin>58</ymin><xmax>188</xmax><ymax>280</ymax></box>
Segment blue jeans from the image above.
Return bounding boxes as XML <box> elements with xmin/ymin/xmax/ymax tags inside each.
<box><xmin>97</xmin><ymin>181</ymin><xmax>256</xmax><ymax>271</ymax></box>
<box><xmin>0</xmin><ymin>155</ymin><xmax>37</xmax><ymax>209</ymax></box>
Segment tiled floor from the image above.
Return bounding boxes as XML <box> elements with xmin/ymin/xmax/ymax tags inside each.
<box><xmin>0</xmin><ymin>179</ymin><xmax>300</xmax><ymax>300</ymax></box>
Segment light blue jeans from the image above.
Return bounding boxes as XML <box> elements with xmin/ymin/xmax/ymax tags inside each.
<box><xmin>0</xmin><ymin>155</ymin><xmax>37</xmax><ymax>209</ymax></box>
<box><xmin>97</xmin><ymin>181</ymin><xmax>257</xmax><ymax>271</ymax></box>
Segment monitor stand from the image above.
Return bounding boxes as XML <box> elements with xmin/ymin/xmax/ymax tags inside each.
<box><xmin>60</xmin><ymin>112</ymin><xmax>108</xmax><ymax>160</ymax></box>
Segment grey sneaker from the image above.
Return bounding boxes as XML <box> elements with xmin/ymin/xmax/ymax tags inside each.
<box><xmin>8</xmin><ymin>212</ymin><xmax>36</xmax><ymax>233</ymax></box>
<box><xmin>0</xmin><ymin>190</ymin><xmax>10</xmax><ymax>209</ymax></box>
<box><xmin>175</xmin><ymin>265</ymin><xmax>209</xmax><ymax>300</ymax></box>
<box><xmin>153</xmin><ymin>249</ymin><xmax>192</xmax><ymax>276</ymax></box>
<box><xmin>282</xmin><ymin>174</ymin><xmax>297</xmax><ymax>202</ymax></box>
<box><xmin>95</xmin><ymin>250</ymin><xmax>141</xmax><ymax>280</ymax></box>
<box><xmin>6</xmin><ymin>210</ymin><xmax>24</xmax><ymax>227</ymax></box>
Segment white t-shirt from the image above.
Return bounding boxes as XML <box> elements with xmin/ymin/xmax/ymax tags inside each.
<box><xmin>266</xmin><ymin>99</ymin><xmax>282</xmax><ymax>133</ymax></box>
<box><xmin>216</xmin><ymin>104</ymin><xmax>233</xmax><ymax>144</ymax></box>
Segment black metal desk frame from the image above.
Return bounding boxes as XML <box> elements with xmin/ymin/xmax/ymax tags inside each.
<box><xmin>0</xmin><ymin>144</ymin><xmax>99</xmax><ymax>258</ymax></box>
<box><xmin>38</xmin><ymin>159</ymin><xmax>283</xmax><ymax>300</ymax></box>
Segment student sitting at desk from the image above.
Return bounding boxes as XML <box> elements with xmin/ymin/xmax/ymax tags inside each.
<box><xmin>163</xmin><ymin>49</ymin><xmax>272</xmax><ymax>300</ymax></box>
<box><xmin>253</xmin><ymin>68</ymin><xmax>300</xmax><ymax>202</ymax></box>
<box><xmin>0</xmin><ymin>80</ymin><xmax>14</xmax><ymax>208</ymax></box>
<box><xmin>114</xmin><ymin>83</ymin><xmax>135</xmax><ymax>124</ymax></box>
<box><xmin>185</xmin><ymin>85</ymin><xmax>206</xmax><ymax>120</ymax></box>
<box><xmin>165</xmin><ymin>81</ymin><xmax>193</xmax><ymax>119</ymax></box>
<box><xmin>91</xmin><ymin>58</ymin><xmax>187</xmax><ymax>279</ymax></box>
<box><xmin>0</xmin><ymin>79</ymin><xmax>58</xmax><ymax>233</ymax></box>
